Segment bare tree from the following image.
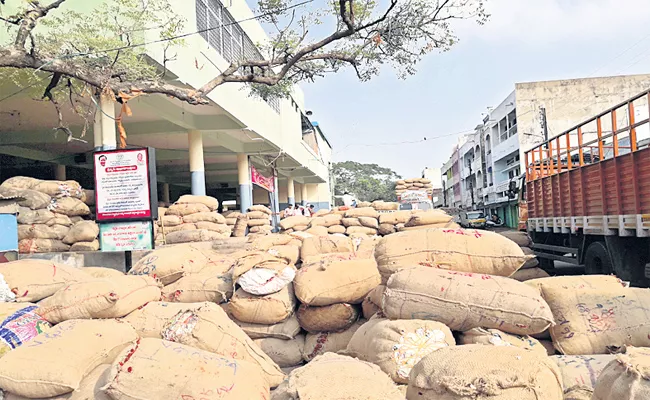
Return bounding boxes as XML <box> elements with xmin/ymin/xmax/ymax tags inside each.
<box><xmin>0</xmin><ymin>0</ymin><xmax>487</xmax><ymax>140</ymax></box>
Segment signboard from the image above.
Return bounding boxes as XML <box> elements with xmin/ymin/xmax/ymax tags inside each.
<box><xmin>251</xmin><ymin>165</ymin><xmax>275</xmax><ymax>192</ymax></box>
<box><xmin>99</xmin><ymin>221</ymin><xmax>153</xmax><ymax>251</ymax></box>
<box><xmin>399</xmin><ymin>190</ymin><xmax>431</xmax><ymax>204</ymax></box>
<box><xmin>94</xmin><ymin>148</ymin><xmax>157</xmax><ymax>221</ymax></box>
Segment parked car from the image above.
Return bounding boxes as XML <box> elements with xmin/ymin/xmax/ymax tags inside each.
<box><xmin>460</xmin><ymin>211</ymin><xmax>487</xmax><ymax>229</ymax></box>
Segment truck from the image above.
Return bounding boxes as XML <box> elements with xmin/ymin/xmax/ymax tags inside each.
<box><xmin>518</xmin><ymin>89</ymin><xmax>650</xmax><ymax>287</ymax></box>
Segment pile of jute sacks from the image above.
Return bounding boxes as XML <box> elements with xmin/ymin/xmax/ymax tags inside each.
<box><xmin>394</xmin><ymin>177</ymin><xmax>434</xmax><ymax>197</ymax></box>
<box><xmin>0</xmin><ymin>227</ymin><xmax>649</xmax><ymax>399</ymax></box>
<box><xmin>280</xmin><ymin>205</ymin><xmax>458</xmax><ymax>237</ymax></box>
<box><xmin>0</xmin><ymin>176</ymin><xmax>97</xmax><ymax>253</ymax></box>
<box><xmin>155</xmin><ymin>195</ymin><xmax>231</xmax><ymax>246</ymax></box>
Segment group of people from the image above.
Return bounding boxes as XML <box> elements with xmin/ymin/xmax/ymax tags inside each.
<box><xmin>285</xmin><ymin>203</ymin><xmax>315</xmax><ymax>217</ymax></box>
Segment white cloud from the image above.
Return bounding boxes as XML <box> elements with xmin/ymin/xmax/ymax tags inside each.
<box><xmin>458</xmin><ymin>0</ymin><xmax>650</xmax><ymax>44</ymax></box>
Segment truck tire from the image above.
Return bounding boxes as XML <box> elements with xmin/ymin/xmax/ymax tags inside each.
<box><xmin>584</xmin><ymin>241</ymin><xmax>614</xmax><ymax>275</ymax></box>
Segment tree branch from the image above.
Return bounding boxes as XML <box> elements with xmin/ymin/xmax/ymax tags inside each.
<box><xmin>14</xmin><ymin>0</ymin><xmax>67</xmax><ymax>49</ymax></box>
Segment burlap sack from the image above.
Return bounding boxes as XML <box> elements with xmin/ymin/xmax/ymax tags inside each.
<box><xmin>229</xmin><ymin>285</ymin><xmax>296</xmax><ymax>325</ymax></box>
<box><xmin>361</xmin><ymin>285</ymin><xmax>385</xmax><ymax>319</ymax></box>
<box><xmin>499</xmin><ymin>230</ymin><xmax>533</xmax><ymax>247</ymax></box>
<box><xmin>122</xmin><ymin>301</ymin><xmax>209</xmax><ymax>338</ymax></box>
<box><xmin>46</xmin><ymin>213</ymin><xmax>72</xmax><ymax>227</ymax></box>
<box><xmin>293</xmin><ymin>224</ymin><xmax>308</xmax><ymax>231</ymax></box>
<box><xmin>542</xmin><ymin>287</ymin><xmax>650</xmax><ymax>354</ymax></box>
<box><xmin>166</xmin><ymin>229</ymin><xmax>226</xmax><ymax>243</ymax></box>
<box><xmin>341</xmin><ymin>217</ymin><xmax>362</xmax><ymax>227</ymax></box>
<box><xmin>225</xmin><ymin>217</ymin><xmax>237</xmax><ymax>225</ymax></box>
<box><xmin>249</xmin><ymin>204</ymin><xmax>272</xmax><ymax>214</ymax></box>
<box><xmin>129</xmin><ymin>243</ymin><xmax>218</xmax><ymax>285</ymax></box>
<box><xmin>268</xmin><ymin>244</ymin><xmax>300</xmax><ymax>265</ymax></box>
<box><xmin>0</xmin><ymin>259</ymin><xmax>90</xmax><ymax>302</ymax></box>
<box><xmin>352</xmin><ymin>234</ymin><xmax>379</xmax><ymax>258</ymax></box>
<box><xmin>272</xmin><ymin>352</ymin><xmax>404</xmax><ymax>400</ymax></box>
<box><xmin>248</xmin><ymin>210</ymin><xmax>269</xmax><ymax>219</ymax></box>
<box><xmin>1</xmin><ymin>176</ymin><xmax>40</xmax><ymax>190</ymax></box>
<box><xmin>17</xmin><ymin>224</ymin><xmax>67</xmax><ymax>240</ymax></box>
<box><xmin>37</xmin><ymin>276</ymin><xmax>162</xmax><ymax>324</ymax></box>
<box><xmin>347</xmin><ymin>318</ymin><xmax>455</xmax><ymax>384</ymax></box>
<box><xmin>344</xmin><ymin>207</ymin><xmax>379</xmax><ymax>219</ymax></box>
<box><xmin>384</xmin><ymin>267</ymin><xmax>554</xmax><ymax>335</ymax></box>
<box><xmin>403</xmin><ymin>211</ymin><xmax>453</xmax><ymax>227</ymax></box>
<box><xmin>378</xmin><ymin>211</ymin><xmax>413</xmax><ymax>225</ymax></box>
<box><xmin>232</xmin><ymin>215</ymin><xmax>248</xmax><ymax>237</ymax></box>
<box><xmin>6</xmin><ymin>363</ymin><xmax>113</xmax><ymax>400</ymax></box>
<box><xmin>303</xmin><ymin>319</ymin><xmax>365</xmax><ymax>362</ymax></box>
<box><xmin>48</xmin><ymin>197</ymin><xmax>90</xmax><ymax>216</ymax></box>
<box><xmin>62</xmin><ymin>221</ymin><xmax>98</xmax><ymax>244</ymax></box>
<box><xmin>159</xmin><ymin>214</ymin><xmax>183</xmax><ymax>226</ymax></box>
<box><xmin>235</xmin><ymin>314</ymin><xmax>301</xmax><ymax>340</ymax></box>
<box><xmin>359</xmin><ymin>216</ymin><xmax>379</xmax><ymax>229</ymax></box>
<box><xmin>322</xmin><ymin>213</ymin><xmax>343</xmax><ymax>227</ymax></box>
<box><xmin>458</xmin><ymin>328</ymin><xmax>548</xmax><ymax>356</ymax></box>
<box><xmin>254</xmin><ymin>335</ymin><xmax>305</xmax><ymax>368</ymax></box>
<box><xmin>294</xmin><ymin>258</ymin><xmax>381</xmax><ymax>306</ymax></box>
<box><xmin>511</xmin><ymin>267</ymin><xmax>550</xmax><ymax>281</ymax></box>
<box><xmin>159</xmin><ymin>304</ymin><xmax>285</xmax><ymax>387</ymax></box>
<box><xmin>280</xmin><ymin>215</ymin><xmax>311</xmax><ymax>230</ymax></box>
<box><xmin>18</xmin><ymin>238</ymin><xmax>70</xmax><ymax>253</ymax></box>
<box><xmin>327</xmin><ymin>225</ymin><xmax>346</xmax><ymax>234</ymax></box>
<box><xmin>551</xmin><ymin>355</ymin><xmax>616</xmax><ymax>400</ymax></box>
<box><xmin>0</xmin><ymin>319</ymin><xmax>137</xmax><ymax>398</ymax></box>
<box><xmin>300</xmin><ymin>235</ymin><xmax>355</xmax><ymax>261</ymax></box>
<box><xmin>297</xmin><ymin>303</ymin><xmax>359</xmax><ymax>333</ymax></box>
<box><xmin>194</xmin><ymin>221</ymin><xmax>231</xmax><ymax>234</ymax></box>
<box><xmin>378</xmin><ymin>223</ymin><xmax>396</xmax><ymax>236</ymax></box>
<box><xmin>17</xmin><ymin>209</ymin><xmax>56</xmax><ymax>224</ymax></box>
<box><xmin>375</xmin><ymin>229</ymin><xmax>531</xmax><ymax>283</ymax></box>
<box><xmin>16</xmin><ymin>189</ymin><xmax>51</xmax><ymax>210</ymax></box>
<box><xmin>0</xmin><ymin>303</ymin><xmax>50</xmax><ymax>358</ymax></box>
<box><xmin>232</xmin><ymin>251</ymin><xmax>291</xmax><ymax>279</ymax></box>
<box><xmin>165</xmin><ymin>202</ymin><xmax>211</xmax><ymax>216</ymax></box>
<box><xmin>103</xmin><ymin>338</ymin><xmax>270</xmax><ymax>399</ymax></box>
<box><xmin>70</xmin><ymin>240</ymin><xmax>100</xmax><ymax>252</ymax></box>
<box><xmin>305</xmin><ymin>225</ymin><xmax>328</xmax><ymax>236</ymax></box>
<box><xmin>249</xmin><ymin>218</ymin><xmax>271</xmax><ymax>227</ymax></box>
<box><xmin>591</xmin><ymin>347</ymin><xmax>650</xmax><ymax>400</ymax></box>
<box><xmin>309</xmin><ymin>216</ymin><xmax>327</xmax><ymax>226</ymax></box>
<box><xmin>407</xmin><ymin>345</ymin><xmax>563</xmax><ymax>400</ymax></box>
<box><xmin>161</xmin><ymin>272</ymin><xmax>233</xmax><ymax>303</ymax></box>
<box><xmin>176</xmin><ymin>194</ymin><xmax>219</xmax><ymax>210</ymax></box>
<box><xmin>182</xmin><ymin>212</ymin><xmax>227</xmax><ymax>224</ymax></box>
<box><xmin>247</xmin><ymin>234</ymin><xmax>295</xmax><ymax>249</ymax></box>
<box><xmin>346</xmin><ymin>226</ymin><xmax>377</xmax><ymax>236</ymax></box>
<box><xmin>33</xmin><ymin>180</ymin><xmax>83</xmax><ymax>199</ymax></box>
<box><xmin>520</xmin><ymin>247</ymin><xmax>540</xmax><ymax>268</ymax></box>
<box><xmin>372</xmin><ymin>201</ymin><xmax>399</xmax><ymax>211</ymax></box>
<box><xmin>526</xmin><ymin>274</ymin><xmax>625</xmax><ymax>293</ymax></box>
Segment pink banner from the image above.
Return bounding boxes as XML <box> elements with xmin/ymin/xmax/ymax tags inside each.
<box><xmin>251</xmin><ymin>165</ymin><xmax>275</xmax><ymax>192</ymax></box>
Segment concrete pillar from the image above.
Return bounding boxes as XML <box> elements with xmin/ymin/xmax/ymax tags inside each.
<box><xmin>188</xmin><ymin>130</ymin><xmax>206</xmax><ymax>196</ymax></box>
<box><xmin>237</xmin><ymin>153</ymin><xmax>252</xmax><ymax>213</ymax></box>
<box><xmin>287</xmin><ymin>177</ymin><xmax>295</xmax><ymax>206</ymax></box>
<box><xmin>162</xmin><ymin>183</ymin><xmax>171</xmax><ymax>204</ymax></box>
<box><xmin>272</xmin><ymin>173</ymin><xmax>280</xmax><ymax>231</ymax></box>
<box><xmin>301</xmin><ymin>183</ymin><xmax>308</xmax><ymax>206</ymax></box>
<box><xmin>54</xmin><ymin>165</ymin><xmax>66</xmax><ymax>181</ymax></box>
<box><xmin>100</xmin><ymin>94</ymin><xmax>116</xmax><ymax>150</ymax></box>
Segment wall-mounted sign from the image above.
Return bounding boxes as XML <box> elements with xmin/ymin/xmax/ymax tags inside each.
<box><xmin>251</xmin><ymin>165</ymin><xmax>275</xmax><ymax>192</ymax></box>
<box><xmin>94</xmin><ymin>148</ymin><xmax>158</xmax><ymax>222</ymax></box>
<box><xmin>99</xmin><ymin>221</ymin><xmax>153</xmax><ymax>252</ymax></box>
<box><xmin>399</xmin><ymin>190</ymin><xmax>431</xmax><ymax>204</ymax></box>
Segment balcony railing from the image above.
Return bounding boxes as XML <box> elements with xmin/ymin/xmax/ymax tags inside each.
<box><xmin>495</xmin><ymin>180</ymin><xmax>510</xmax><ymax>193</ymax></box>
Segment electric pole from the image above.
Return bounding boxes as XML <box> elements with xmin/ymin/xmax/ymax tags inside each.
<box><xmin>540</xmin><ymin>106</ymin><xmax>549</xmax><ymax>148</ymax></box>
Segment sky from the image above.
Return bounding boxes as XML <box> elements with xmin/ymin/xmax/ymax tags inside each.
<box><xmin>280</xmin><ymin>0</ymin><xmax>650</xmax><ymax>178</ymax></box>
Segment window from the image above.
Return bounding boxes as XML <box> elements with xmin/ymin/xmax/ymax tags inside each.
<box><xmin>509</xmin><ymin>170</ymin><xmax>515</xmax><ymax>179</ymax></box>
<box><xmin>195</xmin><ymin>0</ymin><xmax>280</xmax><ymax>113</ymax></box>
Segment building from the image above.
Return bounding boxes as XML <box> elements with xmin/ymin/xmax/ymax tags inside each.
<box><xmin>0</xmin><ymin>0</ymin><xmax>333</xmax><ymax>213</ymax></box>
<box><xmin>441</xmin><ymin>74</ymin><xmax>650</xmax><ymax>228</ymax></box>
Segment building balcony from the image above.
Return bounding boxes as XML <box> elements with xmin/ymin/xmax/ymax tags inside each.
<box><xmin>492</xmin><ymin>132</ymin><xmax>519</xmax><ymax>162</ymax></box>
<box><xmin>471</xmin><ymin>158</ymin><xmax>482</xmax><ymax>174</ymax></box>
<box><xmin>495</xmin><ymin>180</ymin><xmax>510</xmax><ymax>194</ymax></box>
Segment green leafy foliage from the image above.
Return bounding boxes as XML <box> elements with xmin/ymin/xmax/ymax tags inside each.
<box><xmin>332</xmin><ymin>161</ymin><xmax>401</xmax><ymax>202</ymax></box>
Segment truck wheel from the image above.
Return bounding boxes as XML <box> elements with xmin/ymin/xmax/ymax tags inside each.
<box><xmin>584</xmin><ymin>242</ymin><xmax>613</xmax><ymax>275</ymax></box>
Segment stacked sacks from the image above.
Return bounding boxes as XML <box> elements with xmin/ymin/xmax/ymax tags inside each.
<box><xmin>371</xmin><ymin>200</ymin><xmax>399</xmax><ymax>211</ymax></box>
<box><xmin>279</xmin><ymin>215</ymin><xmax>311</xmax><ymax>233</ymax></box>
<box><xmin>1</xmin><ymin>177</ymin><xmax>93</xmax><ymax>253</ymax></box>
<box><xmin>307</xmin><ymin>213</ymin><xmax>343</xmax><ymax>235</ymax></box>
<box><xmin>343</xmin><ymin>207</ymin><xmax>379</xmax><ymax>236</ymax></box>
<box><xmin>592</xmin><ymin>347</ymin><xmax>650</xmax><ymax>400</ymax></box>
<box><xmin>394</xmin><ymin>177</ymin><xmax>434</xmax><ymax>198</ymax></box>
<box><xmin>553</xmin><ymin>354</ymin><xmax>617</xmax><ymax>400</ymax></box>
<box><xmin>293</xmin><ymin>254</ymin><xmax>381</xmax><ymax>360</ymax></box>
<box><xmin>162</xmin><ymin>195</ymin><xmax>231</xmax><ymax>244</ymax></box>
<box><xmin>248</xmin><ymin>205</ymin><xmax>273</xmax><ymax>235</ymax></box>
<box><xmin>375</xmin><ymin>227</ymin><xmax>532</xmax><ymax>283</ymax></box>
